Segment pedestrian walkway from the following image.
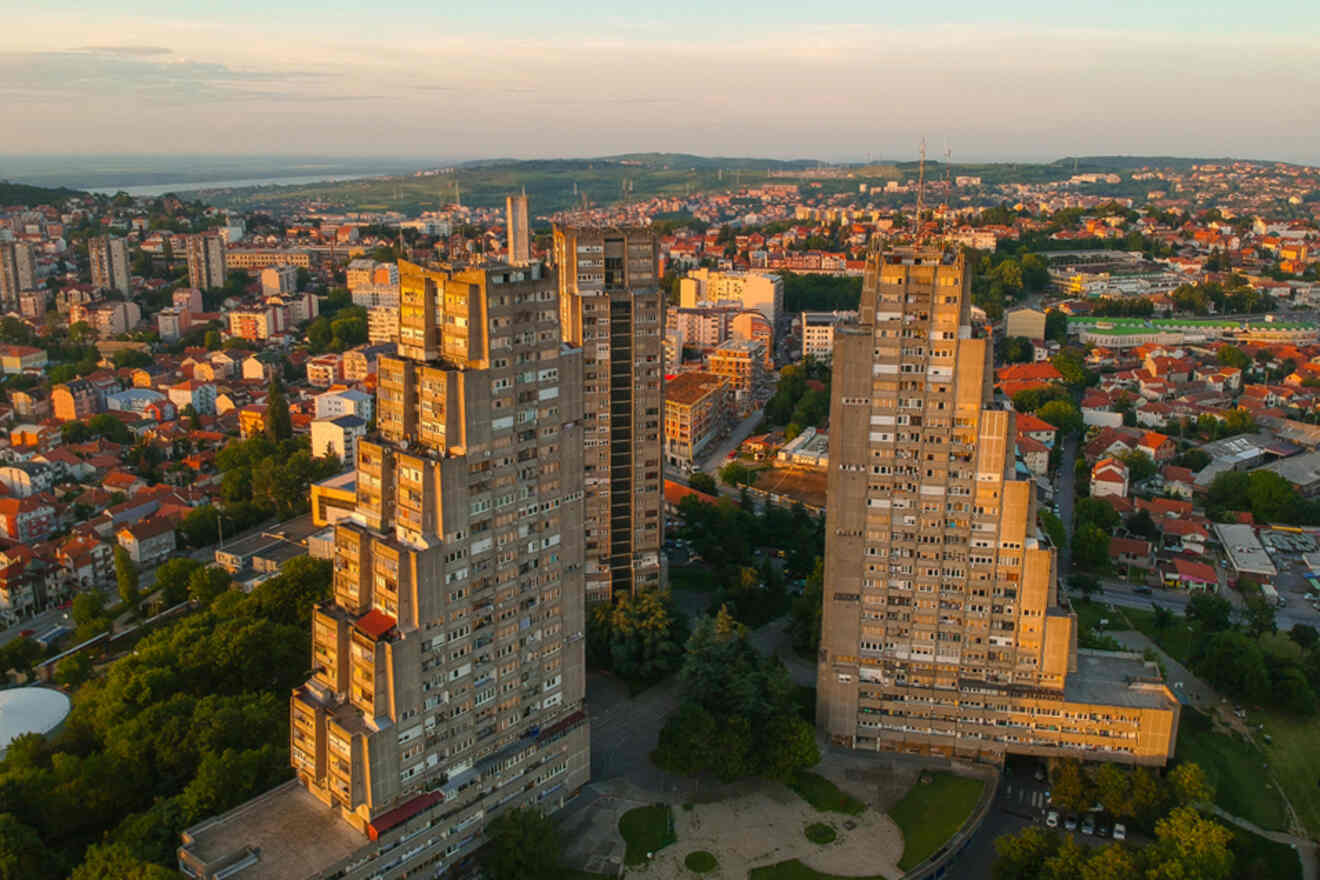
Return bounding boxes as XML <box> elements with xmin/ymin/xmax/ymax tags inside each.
<box><xmin>1204</xmin><ymin>804</ymin><xmax>1316</xmax><ymax>880</ymax></box>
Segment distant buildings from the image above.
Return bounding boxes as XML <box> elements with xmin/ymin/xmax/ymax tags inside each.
<box><xmin>680</xmin><ymin>267</ymin><xmax>783</xmax><ymax>325</ymax></box>
<box><xmin>260</xmin><ymin>264</ymin><xmax>298</xmax><ymax>296</ymax></box>
<box><xmin>800</xmin><ymin>310</ymin><xmax>856</xmax><ymax>361</ymax></box>
<box><xmin>185</xmin><ymin>233</ymin><xmax>227</xmax><ymax>290</ymax></box>
<box><xmin>0</xmin><ymin>241</ymin><xmax>35</xmax><ymax>309</ymax></box>
<box><xmin>88</xmin><ymin>235</ymin><xmax>131</xmax><ymax>294</ymax></box>
<box><xmin>506</xmin><ymin>192</ymin><xmax>530</xmax><ymax>264</ymax></box>
<box><xmin>708</xmin><ymin>337</ymin><xmax>768</xmax><ymax>411</ymax></box>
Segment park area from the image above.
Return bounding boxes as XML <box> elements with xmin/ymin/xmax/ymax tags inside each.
<box><xmin>606</xmin><ymin>763</ymin><xmax>990</xmax><ymax>880</ymax></box>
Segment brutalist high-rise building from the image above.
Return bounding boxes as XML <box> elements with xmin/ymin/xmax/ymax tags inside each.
<box><xmin>816</xmin><ymin>244</ymin><xmax>1178</xmax><ymax>766</ymax></box>
<box><xmin>180</xmin><ymin>258</ymin><xmax>590</xmax><ymax>879</ymax></box>
<box><xmin>553</xmin><ymin>225</ymin><xmax>664</xmax><ymax>602</ymax></box>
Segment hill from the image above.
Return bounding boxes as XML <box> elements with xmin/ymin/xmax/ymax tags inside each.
<box><xmin>0</xmin><ymin>181</ymin><xmax>85</xmax><ymax>205</ymax></box>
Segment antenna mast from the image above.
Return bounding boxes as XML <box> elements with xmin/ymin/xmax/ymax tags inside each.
<box><xmin>914</xmin><ymin>138</ymin><xmax>927</xmax><ymax>245</ymax></box>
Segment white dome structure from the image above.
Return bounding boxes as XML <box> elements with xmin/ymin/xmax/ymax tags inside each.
<box><xmin>0</xmin><ymin>687</ymin><xmax>71</xmax><ymax>755</ymax></box>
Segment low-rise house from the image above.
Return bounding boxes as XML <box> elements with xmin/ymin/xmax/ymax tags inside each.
<box><xmin>1091</xmin><ymin>457</ymin><xmax>1129</xmax><ymax>498</ymax></box>
<box><xmin>116</xmin><ymin>515</ymin><xmax>176</xmax><ymax>567</ymax></box>
<box><xmin>1161</xmin><ymin>465</ymin><xmax>1197</xmax><ymax>499</ymax></box>
<box><xmin>1016</xmin><ymin>434</ymin><xmax>1051</xmax><ymax>477</ymax></box>
<box><xmin>0</xmin><ymin>496</ymin><xmax>55</xmax><ymax>543</ymax></box>
<box><xmin>1109</xmin><ymin>537</ymin><xmax>1154</xmax><ymax>571</ymax></box>
<box><xmin>56</xmin><ymin>533</ymin><xmax>114</xmax><ymax>589</ymax></box>
<box><xmin>1137</xmin><ymin>431</ymin><xmax>1176</xmax><ymax>462</ymax></box>
<box><xmin>1162</xmin><ymin>557</ymin><xmax>1219</xmax><ymax>591</ymax></box>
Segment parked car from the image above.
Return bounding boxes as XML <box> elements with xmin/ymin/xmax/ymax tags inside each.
<box><xmin>1113</xmin><ymin>823</ymin><xmax>1127</xmax><ymax>841</ymax></box>
<box><xmin>1046</xmin><ymin>810</ymin><xmax>1059</xmax><ymax>828</ymax></box>
<box><xmin>1081</xmin><ymin>816</ymin><xmax>1096</xmax><ymax>835</ymax></box>
<box><xmin>1064</xmin><ymin>815</ymin><xmax>1078</xmax><ymax>831</ymax></box>
<box><xmin>1134</xmin><ymin>586</ymin><xmax>1153</xmax><ymax>595</ymax></box>
<box><xmin>1097</xmin><ymin>817</ymin><xmax>1111</xmax><ymax>837</ymax></box>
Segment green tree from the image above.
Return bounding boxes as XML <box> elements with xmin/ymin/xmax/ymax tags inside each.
<box><xmin>481</xmin><ymin>807</ymin><xmax>561</xmax><ymax>880</ymax></box>
<box><xmin>1080</xmin><ymin>843</ymin><xmax>1138</xmax><ymax>880</ymax></box>
<box><xmin>265</xmin><ymin>375</ymin><xmax>293</xmax><ymax>443</ymax></box>
<box><xmin>71</xmin><ymin>591</ymin><xmax>107</xmax><ymax>626</ymax></box>
<box><xmin>1125</xmin><ymin>508</ymin><xmax>1160</xmax><ymax>541</ymax></box>
<box><xmin>1216</xmin><ymin>344</ymin><xmax>1251</xmax><ymax>370</ymax></box>
<box><xmin>1044</xmin><ymin>309</ymin><xmax>1068</xmax><ymax>344</ymax></box>
<box><xmin>719</xmin><ymin>461</ymin><xmax>757</xmax><ymax>487</ymax></box>
<box><xmin>689</xmin><ymin>471</ymin><xmax>716</xmax><ymax>494</ymax></box>
<box><xmin>993</xmin><ymin>826</ymin><xmax>1056</xmax><ymax>880</ymax></box>
<box><xmin>1071</xmin><ymin>524</ymin><xmax>1111</xmax><ymax>571</ymax></box>
<box><xmin>789</xmin><ymin>557</ymin><xmax>824</xmax><ymax>655</ymax></box>
<box><xmin>1168</xmin><ymin>762</ymin><xmax>1214</xmax><ymax>806</ymax></box>
<box><xmin>1051</xmin><ymin>349</ymin><xmax>1093</xmax><ymax>387</ymax></box>
<box><xmin>1186</xmin><ymin>593</ymin><xmax>1232</xmax><ymax>633</ymax></box>
<box><xmin>1049</xmin><ymin>759</ymin><xmax>1089</xmax><ymax>811</ymax></box>
<box><xmin>1195</xmin><ymin>631</ymin><xmax>1270</xmax><ymax>699</ymax></box>
<box><xmin>0</xmin><ymin>813</ymin><xmax>45</xmax><ymax>880</ymax></box>
<box><xmin>187</xmin><ymin>566</ymin><xmax>232</xmax><ymax>605</ymax></box>
<box><xmin>760</xmin><ymin>715</ymin><xmax>820</xmax><ymax>781</ymax></box>
<box><xmin>180</xmin><ymin>505</ymin><xmax>220</xmax><ymax>547</ymax></box>
<box><xmin>115</xmin><ymin>545</ymin><xmax>140</xmax><ymax>608</ymax></box>
<box><xmin>154</xmin><ymin>558</ymin><xmax>203</xmax><ymax>606</ymax></box>
<box><xmin>1001</xmin><ymin>336</ymin><xmax>1035</xmax><ymax>364</ymax></box>
<box><xmin>1146</xmin><ymin>807</ymin><xmax>1233</xmax><ymax>880</ymax></box>
<box><xmin>203</xmin><ymin>330</ymin><xmax>221</xmax><ymax>350</ymax></box>
<box><xmin>1041</xmin><ymin>835</ymin><xmax>1086</xmax><ymax>880</ymax></box>
<box><xmin>601</xmin><ymin>590</ymin><xmax>687</xmax><ymax>684</ymax></box>
<box><xmin>1118</xmin><ymin>450</ymin><xmax>1156</xmax><ymax>483</ymax></box>
<box><xmin>54</xmin><ymin>652</ymin><xmax>93</xmax><ymax>689</ymax></box>
<box><xmin>1036</xmin><ymin>400</ymin><xmax>1083</xmax><ymax>436</ymax></box>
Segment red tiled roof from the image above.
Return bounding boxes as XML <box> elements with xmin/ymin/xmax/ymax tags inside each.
<box><xmin>1171</xmin><ymin>557</ymin><xmax>1217</xmax><ymax>583</ymax></box>
<box><xmin>1015</xmin><ymin>412</ymin><xmax>1057</xmax><ymax>434</ymax></box>
<box><xmin>354</xmin><ymin>609</ymin><xmax>396</xmax><ymax>641</ymax></box>
<box><xmin>664</xmin><ymin>479</ymin><xmax>718</xmax><ymax>508</ymax></box>
<box><xmin>367</xmin><ymin>792</ymin><xmax>443</xmax><ymax>841</ymax></box>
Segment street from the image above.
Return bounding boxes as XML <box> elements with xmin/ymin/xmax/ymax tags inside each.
<box><xmin>1053</xmin><ymin>430</ymin><xmax>1079</xmax><ymax>574</ymax></box>
<box><xmin>696</xmin><ymin>405</ymin><xmax>765</xmax><ymax>473</ymax></box>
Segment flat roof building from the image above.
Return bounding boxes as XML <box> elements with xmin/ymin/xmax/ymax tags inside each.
<box><xmin>664</xmin><ymin>371</ymin><xmax>731</xmax><ymax>472</ymax></box>
<box><xmin>816</xmin><ymin>245</ymin><xmax>1179</xmax><ymax>767</ymax></box>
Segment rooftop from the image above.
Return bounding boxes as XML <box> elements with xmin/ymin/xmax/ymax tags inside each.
<box><xmin>1212</xmin><ymin>523</ymin><xmax>1278</xmax><ymax>577</ymax></box>
<box><xmin>665</xmin><ymin>371</ymin><xmax>727</xmax><ymax>406</ymax></box>
<box><xmin>1064</xmin><ymin>649</ymin><xmax>1176</xmax><ymax>711</ymax></box>
<box><xmin>179</xmin><ymin>779</ymin><xmax>365</xmax><ymax>880</ymax></box>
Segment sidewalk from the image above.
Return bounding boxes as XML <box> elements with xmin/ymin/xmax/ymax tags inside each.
<box><xmin>1204</xmin><ymin>804</ymin><xmax>1316</xmax><ymax>880</ymax></box>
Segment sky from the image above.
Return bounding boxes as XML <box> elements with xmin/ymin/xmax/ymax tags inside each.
<box><xmin>2</xmin><ymin>1</ymin><xmax>1319</xmax><ymax>165</ymax></box>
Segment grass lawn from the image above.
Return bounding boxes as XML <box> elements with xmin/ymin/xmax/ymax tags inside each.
<box><xmin>1122</xmin><ymin>607</ymin><xmax>1196</xmax><ymax>665</ymax></box>
<box><xmin>683</xmin><ymin>850</ymin><xmax>718</xmax><ymax>873</ymax></box>
<box><xmin>748</xmin><ymin>859</ymin><xmax>887</xmax><ymax>880</ymax></box>
<box><xmin>788</xmin><ymin>770</ymin><xmax>865</xmax><ymax>816</ymax></box>
<box><xmin>804</xmin><ymin>822</ymin><xmax>837</xmax><ymax>844</ymax></box>
<box><xmin>618</xmin><ymin>803</ymin><xmax>676</xmax><ymax>866</ymax></box>
<box><xmin>1176</xmin><ymin>709</ymin><xmax>1288</xmax><ymax>832</ymax></box>
<box><xmin>1258</xmin><ymin>709</ymin><xmax>1320</xmax><ymax>837</ymax></box>
<box><xmin>1227</xmin><ymin>824</ymin><xmax>1303</xmax><ymax>880</ymax></box>
<box><xmin>888</xmin><ymin>772</ymin><xmax>985</xmax><ymax>871</ymax></box>
<box><xmin>1072</xmin><ymin>599</ymin><xmax>1124</xmax><ymax>650</ymax></box>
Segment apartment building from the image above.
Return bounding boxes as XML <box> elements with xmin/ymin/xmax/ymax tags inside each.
<box><xmin>801</xmin><ymin>310</ymin><xmax>857</xmax><ymax>361</ymax></box>
<box><xmin>186</xmin><ymin>233</ymin><xmax>227</xmax><ymax>290</ymax></box>
<box><xmin>224</xmin><ymin>249</ymin><xmax>311</xmax><ymax>270</ymax></box>
<box><xmin>309</xmin><ymin>415</ymin><xmax>366</xmax><ymax>466</ymax></box>
<box><xmin>0</xmin><ymin>241</ymin><xmax>35</xmax><ymax>308</ymax></box>
<box><xmin>680</xmin><ymin>267</ymin><xmax>783</xmax><ymax>325</ymax></box>
<box><xmin>731</xmin><ymin>310</ymin><xmax>773</xmax><ymax>368</ymax></box>
<box><xmin>663</xmin><ymin>372</ymin><xmax>731</xmax><ymax>472</ymax></box>
<box><xmin>228</xmin><ymin>306</ymin><xmax>283</xmax><ymax>341</ymax></box>
<box><xmin>69</xmin><ymin>299</ymin><xmax>141</xmax><ymax>337</ymax></box>
<box><xmin>816</xmin><ymin>245</ymin><xmax>1179</xmax><ymax>766</ymax></box>
<box><xmin>553</xmin><ymin>224</ymin><xmax>664</xmax><ymax>602</ymax></box>
<box><xmin>506</xmin><ymin>193</ymin><xmax>530</xmax><ymax>265</ymax></box>
<box><xmin>89</xmin><ymin>235</ymin><xmax>131</xmax><ymax>294</ymax></box>
<box><xmin>368</xmin><ymin>306</ymin><xmax>400</xmax><ymax>344</ymax></box>
<box><xmin>261</xmin><ymin>264</ymin><xmax>299</xmax><ymax>296</ymax></box>
<box><xmin>51</xmin><ymin>379</ymin><xmax>100</xmax><ymax>422</ymax></box>
<box><xmin>180</xmin><ymin>258</ymin><xmax>590</xmax><ymax>880</ymax></box>
<box><xmin>708</xmin><ymin>337</ymin><xmax>768</xmax><ymax>410</ymax></box>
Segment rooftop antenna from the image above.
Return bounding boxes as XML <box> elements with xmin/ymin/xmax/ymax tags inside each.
<box><xmin>914</xmin><ymin>137</ymin><xmax>928</xmax><ymax>245</ymax></box>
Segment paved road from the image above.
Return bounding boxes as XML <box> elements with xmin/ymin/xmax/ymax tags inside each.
<box><xmin>696</xmin><ymin>405</ymin><xmax>767</xmax><ymax>474</ymax></box>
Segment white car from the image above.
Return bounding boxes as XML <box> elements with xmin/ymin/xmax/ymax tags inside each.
<box><xmin>1046</xmin><ymin>810</ymin><xmax>1059</xmax><ymax>828</ymax></box>
<box><xmin>1113</xmin><ymin>823</ymin><xmax>1126</xmax><ymax>841</ymax></box>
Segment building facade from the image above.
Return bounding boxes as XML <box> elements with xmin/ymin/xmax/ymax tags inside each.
<box><xmin>553</xmin><ymin>225</ymin><xmax>664</xmax><ymax>602</ymax></box>
<box><xmin>0</xmin><ymin>241</ymin><xmax>35</xmax><ymax>308</ymax></box>
<box><xmin>707</xmin><ymin>337</ymin><xmax>768</xmax><ymax>410</ymax></box>
<box><xmin>89</xmin><ymin>235</ymin><xmax>131</xmax><ymax>294</ymax></box>
<box><xmin>186</xmin><ymin>233</ymin><xmax>227</xmax><ymax>290</ymax></box>
<box><xmin>179</xmin><ymin>258</ymin><xmax>591</xmax><ymax>880</ymax></box>
<box><xmin>663</xmin><ymin>372</ymin><xmax>731</xmax><ymax>471</ymax></box>
<box><xmin>680</xmin><ymin>267</ymin><xmax>783</xmax><ymax>325</ymax></box>
<box><xmin>801</xmin><ymin>310</ymin><xmax>857</xmax><ymax>361</ymax></box>
<box><xmin>506</xmin><ymin>194</ymin><xmax>530</xmax><ymax>265</ymax></box>
<box><xmin>816</xmin><ymin>245</ymin><xmax>1179</xmax><ymax>767</ymax></box>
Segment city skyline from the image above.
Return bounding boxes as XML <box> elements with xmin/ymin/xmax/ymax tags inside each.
<box><xmin>2</xmin><ymin>3</ymin><xmax>1319</xmax><ymax>163</ymax></box>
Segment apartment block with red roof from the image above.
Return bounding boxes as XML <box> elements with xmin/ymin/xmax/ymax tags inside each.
<box><xmin>116</xmin><ymin>515</ymin><xmax>176</xmax><ymax>567</ymax></box>
<box><xmin>0</xmin><ymin>496</ymin><xmax>55</xmax><ymax>543</ymax></box>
